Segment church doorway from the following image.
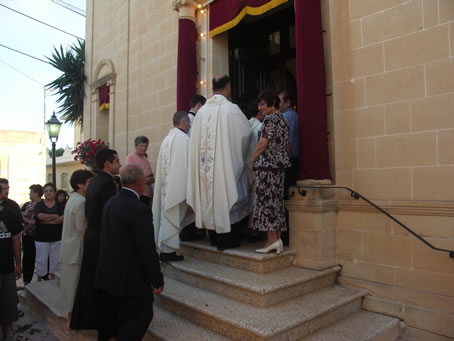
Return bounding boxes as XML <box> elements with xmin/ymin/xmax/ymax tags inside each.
<box><xmin>228</xmin><ymin>1</ymin><xmax>296</xmax><ymax>113</ymax></box>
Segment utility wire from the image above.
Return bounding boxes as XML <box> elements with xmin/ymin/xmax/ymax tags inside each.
<box><xmin>0</xmin><ymin>43</ymin><xmax>50</xmax><ymax>65</ymax></box>
<box><xmin>0</xmin><ymin>3</ymin><xmax>84</xmax><ymax>40</ymax></box>
<box><xmin>0</xmin><ymin>58</ymin><xmax>45</xmax><ymax>85</ymax></box>
<box><xmin>51</xmin><ymin>0</ymin><xmax>85</xmax><ymax>17</ymax></box>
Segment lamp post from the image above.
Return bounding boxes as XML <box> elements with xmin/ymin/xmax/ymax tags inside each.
<box><xmin>46</xmin><ymin>112</ymin><xmax>62</xmax><ymax>185</ymax></box>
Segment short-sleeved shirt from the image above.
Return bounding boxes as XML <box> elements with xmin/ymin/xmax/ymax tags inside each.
<box><xmin>282</xmin><ymin>107</ymin><xmax>299</xmax><ymax>158</ymax></box>
<box><xmin>125</xmin><ymin>152</ymin><xmax>154</xmax><ymax>198</ymax></box>
<box><xmin>22</xmin><ymin>201</ymin><xmax>37</xmax><ymax>236</ymax></box>
<box><xmin>0</xmin><ymin>205</ymin><xmax>23</xmax><ymax>274</ymax></box>
<box><xmin>254</xmin><ymin>112</ymin><xmax>291</xmax><ymax>170</ymax></box>
<box><xmin>34</xmin><ymin>201</ymin><xmax>64</xmax><ymax>242</ymax></box>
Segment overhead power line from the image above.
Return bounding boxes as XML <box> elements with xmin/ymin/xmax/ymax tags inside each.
<box><xmin>0</xmin><ymin>58</ymin><xmax>44</xmax><ymax>85</ymax></box>
<box><xmin>0</xmin><ymin>3</ymin><xmax>84</xmax><ymax>40</ymax></box>
<box><xmin>51</xmin><ymin>0</ymin><xmax>86</xmax><ymax>17</ymax></box>
<box><xmin>0</xmin><ymin>43</ymin><xmax>50</xmax><ymax>65</ymax></box>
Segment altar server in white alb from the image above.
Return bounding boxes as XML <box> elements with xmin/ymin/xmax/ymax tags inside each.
<box><xmin>187</xmin><ymin>75</ymin><xmax>253</xmax><ymax>251</ymax></box>
<box><xmin>152</xmin><ymin>111</ymin><xmax>194</xmax><ymax>262</ymax></box>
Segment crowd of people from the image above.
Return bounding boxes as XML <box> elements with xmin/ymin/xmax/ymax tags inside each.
<box><xmin>0</xmin><ymin>74</ymin><xmax>299</xmax><ymax>341</ymax></box>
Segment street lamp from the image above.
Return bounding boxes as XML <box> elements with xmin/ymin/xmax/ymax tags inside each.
<box><xmin>46</xmin><ymin>112</ymin><xmax>62</xmax><ymax>185</ymax></box>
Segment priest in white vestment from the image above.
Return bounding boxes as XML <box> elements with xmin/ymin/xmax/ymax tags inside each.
<box><xmin>153</xmin><ymin>111</ymin><xmax>193</xmax><ymax>262</ymax></box>
<box><xmin>187</xmin><ymin>75</ymin><xmax>254</xmax><ymax>250</ymax></box>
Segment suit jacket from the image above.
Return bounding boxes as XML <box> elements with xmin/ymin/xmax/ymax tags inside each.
<box><xmin>95</xmin><ymin>189</ymin><xmax>164</xmax><ymax>297</ymax></box>
<box><xmin>85</xmin><ymin>171</ymin><xmax>117</xmax><ymax>233</ymax></box>
<box><xmin>59</xmin><ymin>192</ymin><xmax>86</xmax><ymax>265</ymax></box>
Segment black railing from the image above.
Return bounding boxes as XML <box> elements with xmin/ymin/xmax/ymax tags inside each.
<box><xmin>296</xmin><ymin>186</ymin><xmax>454</xmax><ymax>259</ymax></box>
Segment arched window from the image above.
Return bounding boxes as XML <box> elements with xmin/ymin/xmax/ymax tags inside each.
<box><xmin>61</xmin><ymin>173</ymin><xmax>69</xmax><ymax>189</ymax></box>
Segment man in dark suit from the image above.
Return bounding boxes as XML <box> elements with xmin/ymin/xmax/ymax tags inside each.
<box><xmin>96</xmin><ymin>164</ymin><xmax>164</xmax><ymax>341</ymax></box>
<box><xmin>70</xmin><ymin>149</ymin><xmax>121</xmax><ymax>340</ymax></box>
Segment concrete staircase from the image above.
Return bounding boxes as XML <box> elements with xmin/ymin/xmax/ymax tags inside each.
<box><xmin>22</xmin><ymin>240</ymin><xmax>401</xmax><ymax>340</ymax></box>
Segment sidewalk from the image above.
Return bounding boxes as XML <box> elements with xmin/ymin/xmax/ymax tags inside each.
<box><xmin>1</xmin><ymin>280</ymin><xmax>58</xmax><ymax>341</ymax></box>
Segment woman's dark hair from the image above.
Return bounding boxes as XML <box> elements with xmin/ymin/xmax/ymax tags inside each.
<box><xmin>134</xmin><ymin>135</ymin><xmax>149</xmax><ymax>147</ymax></box>
<box><xmin>43</xmin><ymin>182</ymin><xmax>57</xmax><ymax>192</ymax></box>
<box><xmin>257</xmin><ymin>90</ymin><xmax>280</xmax><ymax>109</ymax></box>
<box><xmin>29</xmin><ymin>184</ymin><xmax>43</xmax><ymax>197</ymax></box>
<box><xmin>95</xmin><ymin>149</ymin><xmax>118</xmax><ymax>170</ymax></box>
<box><xmin>70</xmin><ymin>170</ymin><xmax>94</xmax><ymax>191</ymax></box>
<box><xmin>56</xmin><ymin>189</ymin><xmax>68</xmax><ymax>199</ymax></box>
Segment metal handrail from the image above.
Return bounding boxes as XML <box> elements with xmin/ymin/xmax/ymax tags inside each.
<box><xmin>297</xmin><ymin>185</ymin><xmax>454</xmax><ymax>259</ymax></box>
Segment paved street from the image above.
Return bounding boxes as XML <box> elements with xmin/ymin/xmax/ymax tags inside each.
<box><xmin>1</xmin><ymin>280</ymin><xmax>58</xmax><ymax>341</ymax></box>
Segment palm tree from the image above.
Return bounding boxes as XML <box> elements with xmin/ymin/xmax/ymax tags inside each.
<box><xmin>46</xmin><ymin>39</ymin><xmax>86</xmax><ymax>127</ymax></box>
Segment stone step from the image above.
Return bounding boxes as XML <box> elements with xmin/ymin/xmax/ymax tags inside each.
<box><xmin>162</xmin><ymin>256</ymin><xmax>340</xmax><ymax>307</ymax></box>
<box><xmin>150</xmin><ymin>305</ymin><xmax>230</xmax><ymax>341</ymax></box>
<box><xmin>22</xmin><ymin>280</ymin><xmax>228</xmax><ymax>341</ymax></box>
<box><xmin>305</xmin><ymin>310</ymin><xmax>401</xmax><ymax>341</ymax></box>
<box><xmin>156</xmin><ymin>277</ymin><xmax>367</xmax><ymax>340</ymax></box>
<box><xmin>180</xmin><ymin>240</ymin><xmax>296</xmax><ymax>273</ymax></box>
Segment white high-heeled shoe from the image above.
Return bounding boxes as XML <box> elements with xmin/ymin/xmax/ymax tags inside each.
<box><xmin>279</xmin><ymin>239</ymin><xmax>283</xmax><ymax>252</ymax></box>
<box><xmin>256</xmin><ymin>240</ymin><xmax>281</xmax><ymax>254</ymax></box>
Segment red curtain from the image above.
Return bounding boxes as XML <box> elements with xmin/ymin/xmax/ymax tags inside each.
<box><xmin>99</xmin><ymin>85</ymin><xmax>110</xmax><ymax>111</ymax></box>
<box><xmin>210</xmin><ymin>0</ymin><xmax>288</xmax><ymax>37</ymax></box>
<box><xmin>177</xmin><ymin>18</ymin><xmax>197</xmax><ymax>112</ymax></box>
<box><xmin>295</xmin><ymin>0</ymin><xmax>331</xmax><ymax>180</ymax></box>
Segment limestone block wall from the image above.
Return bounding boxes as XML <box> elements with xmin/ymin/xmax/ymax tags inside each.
<box><xmin>337</xmin><ymin>202</ymin><xmax>454</xmax><ymax>338</ymax></box>
<box><xmin>84</xmin><ymin>0</ymin><xmax>180</xmax><ymax>168</ymax></box>
<box><xmin>328</xmin><ymin>0</ymin><xmax>454</xmax><ymax>202</ymax></box>
<box><xmin>323</xmin><ymin>1</ymin><xmax>454</xmax><ymax>337</ymax></box>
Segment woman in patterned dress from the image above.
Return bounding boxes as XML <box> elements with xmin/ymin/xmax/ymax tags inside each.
<box><xmin>251</xmin><ymin>90</ymin><xmax>291</xmax><ymax>254</ymax></box>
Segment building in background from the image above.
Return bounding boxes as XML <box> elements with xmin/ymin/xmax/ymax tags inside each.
<box><xmin>76</xmin><ymin>0</ymin><xmax>454</xmax><ymax>338</ymax></box>
<box><xmin>0</xmin><ymin>129</ymin><xmax>46</xmax><ymax>205</ymax></box>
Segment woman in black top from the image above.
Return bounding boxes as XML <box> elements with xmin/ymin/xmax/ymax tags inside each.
<box><xmin>34</xmin><ymin>183</ymin><xmax>64</xmax><ymax>281</ymax></box>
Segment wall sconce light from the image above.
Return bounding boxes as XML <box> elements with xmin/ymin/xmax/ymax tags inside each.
<box><xmin>200</xmin><ymin>32</ymin><xmax>206</xmax><ymax>38</ymax></box>
<box><xmin>198</xmin><ymin>3</ymin><xmax>202</xmax><ymax>8</ymax></box>
<box><xmin>200</xmin><ymin>9</ymin><xmax>205</xmax><ymax>14</ymax></box>
<box><xmin>200</xmin><ymin>80</ymin><xmax>206</xmax><ymax>86</ymax></box>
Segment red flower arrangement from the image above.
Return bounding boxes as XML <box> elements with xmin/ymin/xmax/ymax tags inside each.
<box><xmin>73</xmin><ymin>138</ymin><xmax>107</xmax><ymax>167</ymax></box>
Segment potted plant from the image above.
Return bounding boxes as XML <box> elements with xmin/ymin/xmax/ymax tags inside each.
<box><xmin>73</xmin><ymin>138</ymin><xmax>107</xmax><ymax>172</ymax></box>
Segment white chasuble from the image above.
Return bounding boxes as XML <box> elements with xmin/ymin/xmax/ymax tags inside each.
<box><xmin>152</xmin><ymin>128</ymin><xmax>194</xmax><ymax>251</ymax></box>
<box><xmin>187</xmin><ymin>94</ymin><xmax>253</xmax><ymax>234</ymax></box>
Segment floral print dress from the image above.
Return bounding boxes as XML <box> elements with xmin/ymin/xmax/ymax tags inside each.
<box><xmin>252</xmin><ymin>112</ymin><xmax>291</xmax><ymax>232</ymax></box>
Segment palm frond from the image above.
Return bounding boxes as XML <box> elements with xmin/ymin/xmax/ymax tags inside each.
<box><xmin>46</xmin><ymin>39</ymin><xmax>86</xmax><ymax>127</ymax></box>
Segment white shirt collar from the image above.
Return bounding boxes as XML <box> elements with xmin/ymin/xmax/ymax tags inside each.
<box><xmin>122</xmin><ymin>187</ymin><xmax>140</xmax><ymax>199</ymax></box>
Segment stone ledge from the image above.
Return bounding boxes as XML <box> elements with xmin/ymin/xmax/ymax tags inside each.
<box><xmin>156</xmin><ymin>277</ymin><xmax>367</xmax><ymax>340</ymax></box>
<box><xmin>162</xmin><ymin>257</ymin><xmax>340</xmax><ymax>307</ymax></box>
<box><xmin>180</xmin><ymin>240</ymin><xmax>295</xmax><ymax>273</ymax></box>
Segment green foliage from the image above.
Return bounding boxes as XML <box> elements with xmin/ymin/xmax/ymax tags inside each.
<box><xmin>47</xmin><ymin>147</ymin><xmax>65</xmax><ymax>158</ymax></box>
<box><xmin>46</xmin><ymin>39</ymin><xmax>86</xmax><ymax>127</ymax></box>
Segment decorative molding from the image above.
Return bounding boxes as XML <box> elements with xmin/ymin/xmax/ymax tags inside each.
<box><xmin>285</xmin><ymin>200</ymin><xmax>338</xmax><ymax>214</ymax></box>
<box><xmin>172</xmin><ymin>0</ymin><xmax>195</xmax><ymax>12</ymax></box>
<box><xmin>338</xmin><ymin>199</ymin><xmax>454</xmax><ymax>217</ymax></box>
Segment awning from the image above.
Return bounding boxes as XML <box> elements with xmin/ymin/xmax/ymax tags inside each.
<box><xmin>209</xmin><ymin>0</ymin><xmax>288</xmax><ymax>38</ymax></box>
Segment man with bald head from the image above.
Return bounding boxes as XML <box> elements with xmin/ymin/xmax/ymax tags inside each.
<box><xmin>187</xmin><ymin>75</ymin><xmax>253</xmax><ymax>250</ymax></box>
<box><xmin>96</xmin><ymin>164</ymin><xmax>164</xmax><ymax>341</ymax></box>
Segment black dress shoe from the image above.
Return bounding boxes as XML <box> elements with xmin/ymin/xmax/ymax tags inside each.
<box><xmin>160</xmin><ymin>252</ymin><xmax>184</xmax><ymax>262</ymax></box>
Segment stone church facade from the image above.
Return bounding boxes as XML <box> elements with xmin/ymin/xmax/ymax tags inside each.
<box><xmin>82</xmin><ymin>0</ymin><xmax>454</xmax><ymax>338</ymax></box>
